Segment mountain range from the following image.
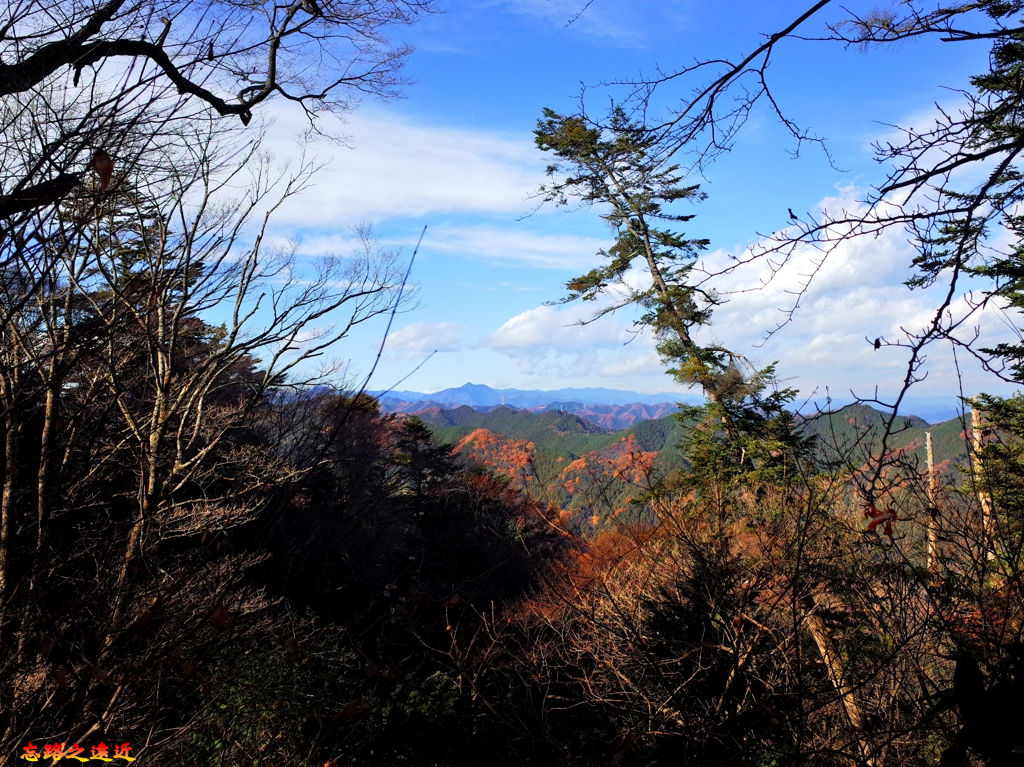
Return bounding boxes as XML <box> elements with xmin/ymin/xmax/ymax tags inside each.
<box><xmin>375</xmin><ymin>383</ymin><xmax>968</xmax><ymax>427</ymax></box>
<box><xmin>375</xmin><ymin>382</ymin><xmax>700</xmax><ymax>407</ymax></box>
<box><xmin>375</xmin><ymin>383</ymin><xmax>699</xmax><ymax>429</ymax></box>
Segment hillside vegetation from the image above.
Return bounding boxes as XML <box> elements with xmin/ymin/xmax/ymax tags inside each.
<box><xmin>414</xmin><ymin>402</ymin><xmax>973</xmax><ymax>532</ymax></box>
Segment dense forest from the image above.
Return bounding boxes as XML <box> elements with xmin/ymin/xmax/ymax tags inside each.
<box><xmin>2</xmin><ymin>1</ymin><xmax>1024</xmax><ymax>765</ymax></box>
<box><xmin>410</xmin><ymin>401</ymin><xmax>971</xmax><ymax>534</ymax></box>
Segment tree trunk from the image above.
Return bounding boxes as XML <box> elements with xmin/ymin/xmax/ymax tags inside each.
<box><xmin>803</xmin><ymin>595</ymin><xmax>877</xmax><ymax>767</ymax></box>
<box><xmin>0</xmin><ymin>407</ymin><xmax>16</xmax><ymax>598</ymax></box>
<box><xmin>0</xmin><ymin>340</ymin><xmax>22</xmax><ymax>597</ymax></box>
<box><xmin>35</xmin><ymin>383</ymin><xmax>57</xmax><ymax>555</ymax></box>
<box><xmin>926</xmin><ymin>431</ymin><xmax>939</xmax><ymax>573</ymax></box>
<box><xmin>970</xmin><ymin>401</ymin><xmax>994</xmax><ymax>561</ymax></box>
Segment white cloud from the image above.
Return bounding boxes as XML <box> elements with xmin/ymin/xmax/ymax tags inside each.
<box><xmin>478</xmin><ymin>299</ymin><xmax>670</xmax><ymax>381</ymax></box>
<box><xmin>250</xmin><ymin>99</ymin><xmax>1023</xmax><ymax>401</ymax></box>
<box><xmin>692</xmin><ymin>189</ymin><xmax>1022</xmax><ymax>398</ymax></box>
<box><xmin>387</xmin><ymin>321</ymin><xmax>466</xmax><ymax>358</ymax></box>
<box><xmin>261</xmin><ymin>105</ymin><xmax>546</xmax><ymax>226</ymax></box>
<box><xmin>599</xmin><ymin>351</ymin><xmax>665</xmax><ymax>378</ymax></box>
<box><xmin>468</xmin><ymin>182</ymin><xmax>1024</xmax><ymax>399</ymax></box>
<box><xmin>869</xmin><ymin>98</ymin><xmax>1003</xmax><ymax>210</ymax></box>
<box><xmin>487</xmin><ymin>303</ymin><xmax>634</xmax><ymax>350</ymax></box>
<box><xmin>423</xmin><ymin>225</ymin><xmax>609</xmax><ymax>270</ymax></box>
<box><xmin>269</xmin><ymin>232</ymin><xmax>364</xmax><ymax>258</ymax></box>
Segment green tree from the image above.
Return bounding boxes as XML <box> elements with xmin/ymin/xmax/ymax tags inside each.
<box><xmin>535</xmin><ymin>107</ymin><xmax>723</xmax><ymax>398</ymax></box>
<box><xmin>535</xmin><ymin>104</ymin><xmax>812</xmax><ymax>491</ymax></box>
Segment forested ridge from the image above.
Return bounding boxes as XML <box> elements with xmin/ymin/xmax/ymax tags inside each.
<box><xmin>3</xmin><ymin>1</ymin><xmax>1024</xmax><ymax>765</ymax></box>
<box><xmin>414</xmin><ymin>403</ymin><xmax>978</xmax><ymax>535</ymax></box>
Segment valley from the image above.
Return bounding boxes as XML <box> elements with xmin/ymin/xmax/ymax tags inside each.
<box><xmin>380</xmin><ymin>386</ymin><xmax>978</xmax><ymax>534</ymax></box>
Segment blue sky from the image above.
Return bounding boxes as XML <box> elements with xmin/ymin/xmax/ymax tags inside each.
<box><xmin>258</xmin><ymin>1</ymin><xmax>1013</xmax><ymax>411</ymax></box>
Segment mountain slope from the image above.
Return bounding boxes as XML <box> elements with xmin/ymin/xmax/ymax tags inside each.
<box><xmin>802</xmin><ymin>404</ymin><xmax>969</xmax><ymax>476</ymax></box>
<box><xmin>417</xmin><ymin>401</ymin><xmax>976</xmax><ymax>534</ymax></box>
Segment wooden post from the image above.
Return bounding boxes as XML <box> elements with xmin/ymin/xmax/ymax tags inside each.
<box><xmin>970</xmin><ymin>400</ymin><xmax>994</xmax><ymax>560</ymax></box>
<box><xmin>926</xmin><ymin>431</ymin><xmax>938</xmax><ymax>572</ymax></box>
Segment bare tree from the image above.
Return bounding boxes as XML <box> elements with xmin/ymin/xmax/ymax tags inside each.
<box><xmin>0</xmin><ymin>0</ymin><xmax>434</xmax><ymax>228</ymax></box>
<box><xmin>0</xmin><ymin>118</ymin><xmax>406</xmax><ymax>757</ymax></box>
<box><xmin>567</xmin><ymin>2</ymin><xmax>1024</xmax><ymax>423</ymax></box>
<box><xmin>0</xmin><ymin>0</ymin><xmax>432</xmax><ymax>754</ymax></box>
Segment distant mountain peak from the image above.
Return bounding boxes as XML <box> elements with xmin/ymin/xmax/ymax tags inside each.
<box><xmin>452</xmin><ymin>382</ymin><xmax>494</xmax><ymax>392</ymax></box>
<box><xmin>375</xmin><ymin>382</ymin><xmax>701</xmax><ymax>410</ymax></box>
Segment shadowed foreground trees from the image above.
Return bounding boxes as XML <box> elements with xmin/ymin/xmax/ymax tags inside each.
<box><xmin>0</xmin><ymin>128</ymin><xmax>421</xmax><ymax>760</ymax></box>
<box><xmin>0</xmin><ymin>129</ymin><xmax>572</xmax><ymax>761</ymax></box>
<box><xmin>163</xmin><ymin>399</ymin><xmax>569</xmax><ymax>766</ymax></box>
<box><xmin>426</xmin><ymin>402</ymin><xmax>1023</xmax><ymax>766</ymax></box>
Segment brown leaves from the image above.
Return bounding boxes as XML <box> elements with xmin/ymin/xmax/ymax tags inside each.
<box><xmin>90</xmin><ymin>149</ymin><xmax>113</xmax><ymax>191</ymax></box>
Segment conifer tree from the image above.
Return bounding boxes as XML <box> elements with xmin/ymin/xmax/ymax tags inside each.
<box><xmin>535</xmin><ymin>106</ymin><xmax>810</xmax><ymax>476</ymax></box>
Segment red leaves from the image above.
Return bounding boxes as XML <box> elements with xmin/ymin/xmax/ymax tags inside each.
<box><xmin>864</xmin><ymin>503</ymin><xmax>896</xmax><ymax>540</ymax></box>
<box><xmin>453</xmin><ymin>429</ymin><xmax>536</xmax><ymax>488</ymax></box>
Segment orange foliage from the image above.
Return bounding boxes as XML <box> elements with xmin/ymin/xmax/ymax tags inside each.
<box><xmin>453</xmin><ymin>429</ymin><xmax>537</xmax><ymax>491</ymax></box>
<box><xmin>561</xmin><ymin>457</ymin><xmax>587</xmax><ymax>476</ymax></box>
